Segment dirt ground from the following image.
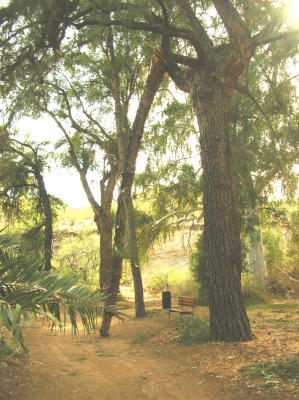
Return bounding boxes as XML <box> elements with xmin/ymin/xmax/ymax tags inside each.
<box><xmin>0</xmin><ymin>303</ymin><xmax>298</xmax><ymax>400</ymax></box>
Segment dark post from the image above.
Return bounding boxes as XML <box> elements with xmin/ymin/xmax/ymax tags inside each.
<box><xmin>162</xmin><ymin>291</ymin><xmax>171</xmax><ymax>309</ymax></box>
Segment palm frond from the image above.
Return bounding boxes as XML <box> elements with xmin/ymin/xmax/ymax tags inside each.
<box><xmin>0</xmin><ymin>233</ymin><xmax>116</xmax><ymax>356</ymax></box>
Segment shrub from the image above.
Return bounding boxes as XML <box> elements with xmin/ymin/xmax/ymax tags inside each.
<box><xmin>145</xmin><ymin>267</ymin><xmax>199</xmax><ymax>297</ymax></box>
<box><xmin>239</xmin><ymin>356</ymin><xmax>299</xmax><ymax>382</ymax></box>
<box><xmin>263</xmin><ymin>231</ymin><xmax>285</xmax><ymax>279</ymax></box>
<box><xmin>189</xmin><ymin>235</ymin><xmax>209</xmax><ymax>305</ymax></box>
<box><xmin>175</xmin><ymin>315</ymin><xmax>209</xmax><ymax>345</ymax></box>
<box><xmin>241</xmin><ymin>276</ymin><xmax>271</xmax><ymax>305</ymax></box>
<box><xmin>145</xmin><ymin>271</ymin><xmax>170</xmax><ymax>292</ymax></box>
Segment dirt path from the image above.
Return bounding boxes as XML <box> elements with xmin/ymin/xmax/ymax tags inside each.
<box><xmin>1</xmin><ymin>307</ymin><xmax>298</xmax><ymax>400</ymax></box>
<box><xmin>2</xmin><ymin>317</ymin><xmax>221</xmax><ymax>400</ymax></box>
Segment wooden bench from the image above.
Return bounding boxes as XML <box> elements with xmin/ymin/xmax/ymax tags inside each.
<box><xmin>168</xmin><ymin>296</ymin><xmax>196</xmax><ymax>319</ymax></box>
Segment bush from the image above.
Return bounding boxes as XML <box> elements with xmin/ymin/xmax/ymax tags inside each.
<box><xmin>242</xmin><ymin>276</ymin><xmax>271</xmax><ymax>305</ymax></box>
<box><xmin>189</xmin><ymin>235</ymin><xmax>209</xmax><ymax>305</ymax></box>
<box><xmin>54</xmin><ymin>231</ymin><xmax>99</xmax><ymax>284</ymax></box>
<box><xmin>175</xmin><ymin>315</ymin><xmax>209</xmax><ymax>345</ymax></box>
<box><xmin>146</xmin><ymin>271</ymin><xmax>170</xmax><ymax>292</ymax></box>
<box><xmin>263</xmin><ymin>230</ymin><xmax>285</xmax><ymax>280</ymax></box>
<box><xmin>145</xmin><ymin>267</ymin><xmax>199</xmax><ymax>297</ymax></box>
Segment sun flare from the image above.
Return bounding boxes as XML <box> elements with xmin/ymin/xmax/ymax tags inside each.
<box><xmin>288</xmin><ymin>0</ymin><xmax>299</xmax><ymax>26</ymax></box>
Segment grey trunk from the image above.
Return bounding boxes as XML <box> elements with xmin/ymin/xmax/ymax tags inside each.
<box><xmin>246</xmin><ymin>207</ymin><xmax>267</xmax><ymax>286</ymax></box>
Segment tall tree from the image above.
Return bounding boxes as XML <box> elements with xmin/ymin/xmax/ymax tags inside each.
<box><xmin>230</xmin><ymin>47</ymin><xmax>298</xmax><ymax>286</ymax></box>
<box><xmin>2</xmin><ymin>22</ymin><xmax>165</xmax><ymax>329</ymax></box>
<box><xmin>1</xmin><ymin>0</ymin><xmax>298</xmax><ymax>341</ymax></box>
<box><xmin>99</xmin><ymin>28</ymin><xmax>166</xmax><ymax>334</ymax></box>
<box><xmin>0</xmin><ymin>134</ymin><xmax>56</xmax><ymax>271</ymax></box>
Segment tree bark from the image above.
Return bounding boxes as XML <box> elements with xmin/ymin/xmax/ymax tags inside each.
<box><xmin>193</xmin><ymin>83</ymin><xmax>254</xmax><ymax>341</ymax></box>
<box><xmin>100</xmin><ymin>190</ymin><xmax>126</xmax><ymax>336</ymax></box>
<box><xmin>126</xmin><ymin>194</ymin><xmax>146</xmax><ymax>317</ymax></box>
<box><xmin>131</xmin><ymin>259</ymin><xmax>146</xmax><ymax>317</ymax></box>
<box><xmin>35</xmin><ymin>169</ymin><xmax>53</xmax><ymax>271</ymax></box>
<box><xmin>97</xmin><ymin>212</ymin><xmax>114</xmax><ymax>292</ymax></box>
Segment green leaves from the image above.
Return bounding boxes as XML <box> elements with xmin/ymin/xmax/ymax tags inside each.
<box><xmin>0</xmin><ymin>233</ymin><xmax>110</xmax><ymax>356</ymax></box>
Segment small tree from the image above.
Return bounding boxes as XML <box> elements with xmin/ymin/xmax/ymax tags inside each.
<box><xmin>0</xmin><ymin>134</ymin><xmax>60</xmax><ymax>271</ymax></box>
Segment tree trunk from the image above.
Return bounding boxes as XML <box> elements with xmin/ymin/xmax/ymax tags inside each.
<box><xmin>100</xmin><ymin>192</ymin><xmax>126</xmax><ymax>337</ymax></box>
<box><xmin>131</xmin><ymin>260</ymin><xmax>146</xmax><ymax>317</ymax></box>
<box><xmin>126</xmin><ymin>194</ymin><xmax>146</xmax><ymax>317</ymax></box>
<box><xmin>193</xmin><ymin>84</ymin><xmax>254</xmax><ymax>341</ymax></box>
<box><xmin>100</xmin><ymin>57</ymin><xmax>164</xmax><ymax>336</ymax></box>
<box><xmin>96</xmin><ymin>213</ymin><xmax>113</xmax><ymax>293</ymax></box>
<box><xmin>63</xmin><ymin>134</ymin><xmax>117</xmax><ymax>296</ymax></box>
<box><xmin>100</xmin><ymin>186</ymin><xmax>146</xmax><ymax>337</ymax></box>
<box><xmin>100</xmin><ymin>173</ymin><xmax>147</xmax><ymax>335</ymax></box>
<box><xmin>246</xmin><ymin>206</ymin><xmax>267</xmax><ymax>287</ymax></box>
<box><xmin>35</xmin><ymin>169</ymin><xmax>53</xmax><ymax>271</ymax></box>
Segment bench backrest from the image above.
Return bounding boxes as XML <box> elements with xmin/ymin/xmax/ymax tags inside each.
<box><xmin>178</xmin><ymin>296</ymin><xmax>196</xmax><ymax>308</ymax></box>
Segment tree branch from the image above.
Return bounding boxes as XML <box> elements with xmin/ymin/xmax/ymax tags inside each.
<box><xmin>212</xmin><ymin>0</ymin><xmax>250</xmax><ymax>45</ymax></box>
<box><xmin>235</xmin><ymin>84</ymin><xmax>280</xmax><ymax>143</ymax></box>
<box><xmin>171</xmin><ymin>0</ymin><xmax>213</xmax><ymax>59</ymax></box>
<box><xmin>44</xmin><ymin>108</ymin><xmax>103</xmax><ymax>219</ymax></box>
<box><xmin>253</xmin><ymin>29</ymin><xmax>299</xmax><ymax>46</ymax></box>
<box><xmin>149</xmin><ymin>208</ymin><xmax>203</xmax><ymax>232</ymax></box>
<box><xmin>46</xmin><ymin>82</ymin><xmax>112</xmax><ymax>155</ymax></box>
<box><xmin>152</xmin><ymin>47</ymin><xmax>191</xmax><ymax>92</ymax></box>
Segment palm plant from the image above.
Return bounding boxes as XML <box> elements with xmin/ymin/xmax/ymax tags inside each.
<box><xmin>0</xmin><ymin>231</ymin><xmax>113</xmax><ymax>357</ymax></box>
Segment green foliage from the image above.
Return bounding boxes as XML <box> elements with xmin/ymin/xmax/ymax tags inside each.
<box><xmin>264</xmin><ymin>231</ymin><xmax>285</xmax><ymax>272</ymax></box>
<box><xmin>135</xmin><ymin>163</ymin><xmax>202</xmax><ymax>220</ymax></box>
<box><xmin>189</xmin><ymin>235</ymin><xmax>209</xmax><ymax>306</ymax></box>
<box><xmin>286</xmin><ymin>206</ymin><xmax>299</xmax><ymax>275</ymax></box>
<box><xmin>239</xmin><ymin>356</ymin><xmax>299</xmax><ymax>383</ymax></box>
<box><xmin>54</xmin><ymin>231</ymin><xmax>99</xmax><ymax>284</ymax></box>
<box><xmin>145</xmin><ymin>271</ymin><xmax>170</xmax><ymax>292</ymax></box>
<box><xmin>230</xmin><ymin>41</ymin><xmax>298</xmax><ymax>206</ymax></box>
<box><xmin>241</xmin><ymin>276</ymin><xmax>271</xmax><ymax>305</ymax></box>
<box><xmin>175</xmin><ymin>316</ymin><xmax>209</xmax><ymax>345</ymax></box>
<box><xmin>143</xmin><ymin>98</ymin><xmax>195</xmax><ymax>158</ymax></box>
<box><xmin>261</xmin><ymin>201</ymin><xmax>299</xmax><ymax>294</ymax></box>
<box><xmin>0</xmin><ymin>336</ymin><xmax>24</xmax><ymax>360</ymax></box>
<box><xmin>0</xmin><ymin>233</ymin><xmax>109</xmax><ymax>356</ymax></box>
<box><xmin>191</xmin><ymin>235</ymin><xmax>272</xmax><ymax>305</ymax></box>
<box><xmin>145</xmin><ymin>266</ymin><xmax>198</xmax><ymax>297</ymax></box>
<box><xmin>0</xmin><ymin>136</ymin><xmax>60</xmax><ymax>220</ymax></box>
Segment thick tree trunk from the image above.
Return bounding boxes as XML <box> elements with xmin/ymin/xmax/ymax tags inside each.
<box><xmin>246</xmin><ymin>206</ymin><xmax>267</xmax><ymax>287</ymax></box>
<box><xmin>35</xmin><ymin>170</ymin><xmax>53</xmax><ymax>271</ymax></box>
<box><xmin>193</xmin><ymin>84</ymin><xmax>254</xmax><ymax>341</ymax></box>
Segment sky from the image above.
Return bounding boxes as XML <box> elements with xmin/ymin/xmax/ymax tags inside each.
<box><xmin>15</xmin><ymin>116</ymin><xmax>154</xmax><ymax>208</ymax></box>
